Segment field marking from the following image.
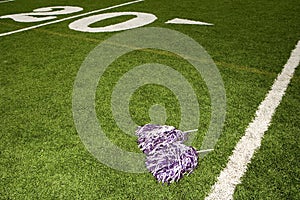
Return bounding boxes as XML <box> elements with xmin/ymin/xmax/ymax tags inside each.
<box><xmin>0</xmin><ymin>0</ymin><xmax>144</xmax><ymax>37</ymax></box>
<box><xmin>0</xmin><ymin>0</ymin><xmax>14</xmax><ymax>3</ymax></box>
<box><xmin>165</xmin><ymin>18</ymin><xmax>213</xmax><ymax>26</ymax></box>
<box><xmin>205</xmin><ymin>40</ymin><xmax>300</xmax><ymax>200</ymax></box>
<box><xmin>68</xmin><ymin>12</ymin><xmax>157</xmax><ymax>33</ymax></box>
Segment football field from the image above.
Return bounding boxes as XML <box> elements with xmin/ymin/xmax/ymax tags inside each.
<box><xmin>1</xmin><ymin>0</ymin><xmax>299</xmax><ymax>199</ymax></box>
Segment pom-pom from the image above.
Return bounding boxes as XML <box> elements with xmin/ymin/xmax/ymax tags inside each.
<box><xmin>146</xmin><ymin>142</ymin><xmax>198</xmax><ymax>183</ymax></box>
<box><xmin>135</xmin><ymin>124</ymin><xmax>187</xmax><ymax>155</ymax></box>
<box><xmin>136</xmin><ymin>124</ymin><xmax>198</xmax><ymax>184</ymax></box>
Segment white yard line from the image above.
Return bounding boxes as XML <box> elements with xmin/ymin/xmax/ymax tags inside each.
<box><xmin>0</xmin><ymin>0</ymin><xmax>144</xmax><ymax>37</ymax></box>
<box><xmin>205</xmin><ymin>40</ymin><xmax>300</xmax><ymax>200</ymax></box>
<box><xmin>0</xmin><ymin>0</ymin><xmax>14</xmax><ymax>4</ymax></box>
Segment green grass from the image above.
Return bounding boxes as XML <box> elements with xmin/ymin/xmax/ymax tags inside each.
<box><xmin>0</xmin><ymin>0</ymin><xmax>299</xmax><ymax>199</ymax></box>
<box><xmin>234</xmin><ymin>69</ymin><xmax>300</xmax><ymax>200</ymax></box>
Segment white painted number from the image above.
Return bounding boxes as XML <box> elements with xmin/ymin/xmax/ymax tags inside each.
<box><xmin>69</xmin><ymin>12</ymin><xmax>157</xmax><ymax>32</ymax></box>
<box><xmin>0</xmin><ymin>0</ymin><xmax>14</xmax><ymax>3</ymax></box>
<box><xmin>0</xmin><ymin>2</ymin><xmax>212</xmax><ymax>37</ymax></box>
<box><xmin>0</xmin><ymin>6</ymin><xmax>83</xmax><ymax>22</ymax></box>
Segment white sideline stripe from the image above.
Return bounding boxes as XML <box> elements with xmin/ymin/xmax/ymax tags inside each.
<box><xmin>0</xmin><ymin>0</ymin><xmax>14</xmax><ymax>3</ymax></box>
<box><xmin>205</xmin><ymin>40</ymin><xmax>300</xmax><ymax>200</ymax></box>
<box><xmin>165</xmin><ymin>18</ymin><xmax>213</xmax><ymax>26</ymax></box>
<box><xmin>0</xmin><ymin>0</ymin><xmax>144</xmax><ymax>37</ymax></box>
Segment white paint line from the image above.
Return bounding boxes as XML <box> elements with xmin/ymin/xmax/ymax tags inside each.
<box><xmin>0</xmin><ymin>0</ymin><xmax>144</xmax><ymax>37</ymax></box>
<box><xmin>165</xmin><ymin>18</ymin><xmax>213</xmax><ymax>26</ymax></box>
<box><xmin>205</xmin><ymin>40</ymin><xmax>300</xmax><ymax>200</ymax></box>
<box><xmin>0</xmin><ymin>0</ymin><xmax>14</xmax><ymax>3</ymax></box>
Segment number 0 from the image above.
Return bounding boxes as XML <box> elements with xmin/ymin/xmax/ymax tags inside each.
<box><xmin>68</xmin><ymin>12</ymin><xmax>157</xmax><ymax>33</ymax></box>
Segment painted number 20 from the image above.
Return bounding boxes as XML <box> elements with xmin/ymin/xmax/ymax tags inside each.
<box><xmin>0</xmin><ymin>6</ymin><xmax>157</xmax><ymax>32</ymax></box>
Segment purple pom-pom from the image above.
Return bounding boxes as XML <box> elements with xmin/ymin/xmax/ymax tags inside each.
<box><xmin>146</xmin><ymin>142</ymin><xmax>198</xmax><ymax>183</ymax></box>
<box><xmin>135</xmin><ymin>124</ymin><xmax>198</xmax><ymax>184</ymax></box>
<box><xmin>135</xmin><ymin>124</ymin><xmax>187</xmax><ymax>155</ymax></box>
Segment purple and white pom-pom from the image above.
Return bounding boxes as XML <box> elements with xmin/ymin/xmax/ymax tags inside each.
<box><xmin>146</xmin><ymin>142</ymin><xmax>198</xmax><ymax>183</ymax></box>
<box><xmin>135</xmin><ymin>124</ymin><xmax>198</xmax><ymax>184</ymax></box>
<box><xmin>135</xmin><ymin>124</ymin><xmax>187</xmax><ymax>155</ymax></box>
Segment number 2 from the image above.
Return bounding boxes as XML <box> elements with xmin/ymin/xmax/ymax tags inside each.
<box><xmin>0</xmin><ymin>6</ymin><xmax>83</xmax><ymax>22</ymax></box>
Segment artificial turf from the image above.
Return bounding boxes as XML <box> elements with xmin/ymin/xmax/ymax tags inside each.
<box><xmin>0</xmin><ymin>0</ymin><xmax>299</xmax><ymax>199</ymax></box>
